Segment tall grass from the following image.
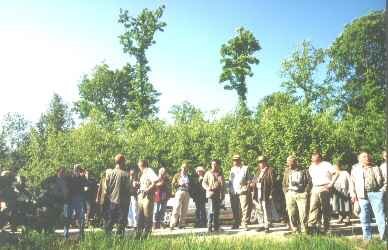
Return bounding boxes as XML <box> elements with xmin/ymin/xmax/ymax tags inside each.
<box><xmin>2</xmin><ymin>231</ymin><xmax>386</xmax><ymax>250</ymax></box>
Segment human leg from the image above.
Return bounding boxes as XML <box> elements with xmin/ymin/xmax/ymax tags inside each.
<box><xmin>358</xmin><ymin>197</ymin><xmax>372</xmax><ymax>240</ymax></box>
<box><xmin>170</xmin><ymin>190</ymin><xmax>184</xmax><ymax>228</ymax></box>
<box><xmin>295</xmin><ymin>192</ymin><xmax>308</xmax><ymax>233</ymax></box>
<box><xmin>230</xmin><ymin>193</ymin><xmax>240</xmax><ymax>227</ymax></box>
<box><xmin>239</xmin><ymin>193</ymin><xmax>249</xmax><ymax>227</ymax></box>
<box><xmin>368</xmin><ymin>192</ymin><xmax>385</xmax><ymax>240</ymax></box>
<box><xmin>286</xmin><ymin>191</ymin><xmax>299</xmax><ymax>232</ymax></box>
<box><xmin>178</xmin><ymin>191</ymin><xmax>190</xmax><ymax>228</ymax></box>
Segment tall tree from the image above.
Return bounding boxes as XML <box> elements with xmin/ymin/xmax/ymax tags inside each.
<box><xmin>326</xmin><ymin>9</ymin><xmax>386</xmax><ymax>115</ymax></box>
<box><xmin>118</xmin><ymin>5</ymin><xmax>166</xmax><ymax>120</ymax></box>
<box><xmin>278</xmin><ymin>39</ymin><xmax>328</xmax><ymax>110</ymax></box>
<box><xmin>169</xmin><ymin>100</ymin><xmax>203</xmax><ymax>124</ymax></box>
<box><xmin>219</xmin><ymin>26</ymin><xmax>261</xmax><ymax>107</ymax></box>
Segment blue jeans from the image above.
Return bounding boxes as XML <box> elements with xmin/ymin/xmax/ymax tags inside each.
<box><xmin>64</xmin><ymin>196</ymin><xmax>85</xmax><ymax>239</ymax></box>
<box><xmin>358</xmin><ymin>192</ymin><xmax>385</xmax><ymax>240</ymax></box>
<box><xmin>153</xmin><ymin>200</ymin><xmax>168</xmax><ymax>222</ymax></box>
<box><xmin>208</xmin><ymin>193</ymin><xmax>221</xmax><ymax>228</ymax></box>
<box><xmin>128</xmin><ymin>196</ymin><xmax>138</xmax><ymax>227</ymax></box>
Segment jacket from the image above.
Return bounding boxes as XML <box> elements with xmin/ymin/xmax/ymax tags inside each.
<box><xmin>349</xmin><ymin>164</ymin><xmax>386</xmax><ymax>198</ymax></box>
<box><xmin>282</xmin><ymin>167</ymin><xmax>312</xmax><ymax>194</ymax></box>
<box><xmin>202</xmin><ymin>170</ymin><xmax>225</xmax><ymax>200</ymax></box>
<box><xmin>171</xmin><ymin>172</ymin><xmax>193</xmax><ymax>196</ymax></box>
<box><xmin>252</xmin><ymin>167</ymin><xmax>275</xmax><ymax>201</ymax></box>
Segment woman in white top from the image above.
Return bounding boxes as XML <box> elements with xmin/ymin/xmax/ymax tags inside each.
<box><xmin>332</xmin><ymin>163</ymin><xmax>351</xmax><ymax>223</ymax></box>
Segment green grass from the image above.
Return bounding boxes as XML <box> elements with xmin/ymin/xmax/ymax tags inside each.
<box><xmin>1</xmin><ymin>231</ymin><xmax>386</xmax><ymax>250</ymax></box>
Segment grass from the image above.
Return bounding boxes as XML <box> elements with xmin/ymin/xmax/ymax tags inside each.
<box><xmin>1</xmin><ymin>230</ymin><xmax>386</xmax><ymax>250</ymax></box>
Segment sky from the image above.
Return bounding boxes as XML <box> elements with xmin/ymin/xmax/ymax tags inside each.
<box><xmin>0</xmin><ymin>0</ymin><xmax>385</xmax><ymax>124</ymax></box>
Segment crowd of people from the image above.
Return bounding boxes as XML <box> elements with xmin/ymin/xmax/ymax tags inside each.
<box><xmin>0</xmin><ymin>151</ymin><xmax>386</xmax><ymax>243</ymax></box>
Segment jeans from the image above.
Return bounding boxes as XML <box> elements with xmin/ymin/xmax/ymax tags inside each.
<box><xmin>194</xmin><ymin>200</ymin><xmax>207</xmax><ymax>227</ymax></box>
<box><xmin>128</xmin><ymin>196</ymin><xmax>138</xmax><ymax>227</ymax></box>
<box><xmin>154</xmin><ymin>200</ymin><xmax>168</xmax><ymax>222</ymax></box>
<box><xmin>358</xmin><ymin>192</ymin><xmax>385</xmax><ymax>240</ymax></box>
<box><xmin>64</xmin><ymin>196</ymin><xmax>85</xmax><ymax>239</ymax></box>
<box><xmin>208</xmin><ymin>193</ymin><xmax>221</xmax><ymax>228</ymax></box>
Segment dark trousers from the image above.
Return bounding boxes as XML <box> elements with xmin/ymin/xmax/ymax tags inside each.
<box><xmin>105</xmin><ymin>202</ymin><xmax>129</xmax><ymax>235</ymax></box>
<box><xmin>208</xmin><ymin>192</ymin><xmax>221</xmax><ymax>228</ymax></box>
<box><xmin>194</xmin><ymin>200</ymin><xmax>207</xmax><ymax>227</ymax></box>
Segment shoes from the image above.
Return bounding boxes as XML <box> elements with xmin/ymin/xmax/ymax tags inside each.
<box><xmin>152</xmin><ymin>222</ymin><xmax>158</xmax><ymax>229</ymax></box>
<box><xmin>344</xmin><ymin>217</ymin><xmax>350</xmax><ymax>223</ymax></box>
<box><xmin>243</xmin><ymin>225</ymin><xmax>249</xmax><ymax>231</ymax></box>
<box><xmin>169</xmin><ymin>227</ymin><xmax>174</xmax><ymax>231</ymax></box>
<box><xmin>264</xmin><ymin>227</ymin><xmax>270</xmax><ymax>234</ymax></box>
<box><xmin>214</xmin><ymin>227</ymin><xmax>224</xmax><ymax>232</ymax></box>
<box><xmin>230</xmin><ymin>225</ymin><xmax>239</xmax><ymax>229</ymax></box>
<box><xmin>255</xmin><ymin>227</ymin><xmax>264</xmax><ymax>232</ymax></box>
<box><xmin>337</xmin><ymin>216</ymin><xmax>343</xmax><ymax>223</ymax></box>
<box><xmin>208</xmin><ymin>225</ymin><xmax>213</xmax><ymax>232</ymax></box>
<box><xmin>178</xmin><ymin>226</ymin><xmax>186</xmax><ymax>229</ymax></box>
<box><xmin>160</xmin><ymin>223</ymin><xmax>165</xmax><ymax>229</ymax></box>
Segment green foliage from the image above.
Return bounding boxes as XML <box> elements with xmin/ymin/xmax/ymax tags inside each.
<box><xmin>326</xmin><ymin>9</ymin><xmax>386</xmax><ymax>116</ymax></box>
<box><xmin>219</xmin><ymin>26</ymin><xmax>261</xmax><ymax>106</ymax></box>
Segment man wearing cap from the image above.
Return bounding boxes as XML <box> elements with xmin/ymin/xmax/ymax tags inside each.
<box><xmin>64</xmin><ymin>164</ymin><xmax>89</xmax><ymax>239</ymax></box>
<box><xmin>307</xmin><ymin>152</ymin><xmax>339</xmax><ymax>233</ymax></box>
<box><xmin>229</xmin><ymin>155</ymin><xmax>251</xmax><ymax>231</ymax></box>
<box><xmin>192</xmin><ymin>166</ymin><xmax>207</xmax><ymax>228</ymax></box>
<box><xmin>252</xmin><ymin>156</ymin><xmax>275</xmax><ymax>233</ymax></box>
<box><xmin>349</xmin><ymin>152</ymin><xmax>386</xmax><ymax>242</ymax></box>
<box><xmin>282</xmin><ymin>155</ymin><xmax>312</xmax><ymax>234</ymax></box>
<box><xmin>170</xmin><ymin>163</ymin><xmax>193</xmax><ymax>230</ymax></box>
<box><xmin>203</xmin><ymin>159</ymin><xmax>225</xmax><ymax>232</ymax></box>
<box><xmin>136</xmin><ymin>159</ymin><xmax>158</xmax><ymax>239</ymax></box>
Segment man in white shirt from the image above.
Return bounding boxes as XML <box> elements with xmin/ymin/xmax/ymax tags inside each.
<box><xmin>229</xmin><ymin>154</ymin><xmax>251</xmax><ymax>231</ymax></box>
<box><xmin>135</xmin><ymin>159</ymin><xmax>158</xmax><ymax>239</ymax></box>
<box><xmin>307</xmin><ymin>152</ymin><xmax>339</xmax><ymax>233</ymax></box>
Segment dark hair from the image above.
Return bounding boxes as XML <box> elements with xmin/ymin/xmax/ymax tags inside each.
<box><xmin>57</xmin><ymin>167</ymin><xmax>66</xmax><ymax>174</ymax></box>
<box><xmin>115</xmin><ymin>154</ymin><xmax>126</xmax><ymax>165</ymax></box>
<box><xmin>312</xmin><ymin>152</ymin><xmax>322</xmax><ymax>159</ymax></box>
<box><xmin>138</xmin><ymin>159</ymin><xmax>149</xmax><ymax>167</ymax></box>
<box><xmin>211</xmin><ymin>159</ymin><xmax>221</xmax><ymax>166</ymax></box>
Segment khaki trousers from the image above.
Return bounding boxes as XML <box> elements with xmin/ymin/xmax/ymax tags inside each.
<box><xmin>170</xmin><ymin>190</ymin><xmax>190</xmax><ymax>228</ymax></box>
<box><xmin>137</xmin><ymin>193</ymin><xmax>155</xmax><ymax>234</ymax></box>
<box><xmin>286</xmin><ymin>190</ymin><xmax>308</xmax><ymax>233</ymax></box>
<box><xmin>308</xmin><ymin>186</ymin><xmax>332</xmax><ymax>230</ymax></box>
<box><xmin>230</xmin><ymin>192</ymin><xmax>249</xmax><ymax>226</ymax></box>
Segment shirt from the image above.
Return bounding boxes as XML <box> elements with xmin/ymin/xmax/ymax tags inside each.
<box><xmin>309</xmin><ymin>161</ymin><xmax>337</xmax><ymax>186</ymax></box>
<box><xmin>229</xmin><ymin>165</ymin><xmax>251</xmax><ymax>195</ymax></box>
<box><xmin>140</xmin><ymin>167</ymin><xmax>158</xmax><ymax>191</ymax></box>
<box><xmin>288</xmin><ymin>168</ymin><xmax>302</xmax><ymax>191</ymax></box>
<box><xmin>105</xmin><ymin>166</ymin><xmax>130</xmax><ymax>204</ymax></box>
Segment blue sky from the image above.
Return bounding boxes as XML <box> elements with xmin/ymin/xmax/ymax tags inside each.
<box><xmin>0</xmin><ymin>0</ymin><xmax>385</xmax><ymax>123</ymax></box>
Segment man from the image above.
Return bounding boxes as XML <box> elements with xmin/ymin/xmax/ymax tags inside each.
<box><xmin>41</xmin><ymin>167</ymin><xmax>67</xmax><ymax>233</ymax></box>
<box><xmin>84</xmin><ymin>170</ymin><xmax>98</xmax><ymax>227</ymax></box>
<box><xmin>64</xmin><ymin>164</ymin><xmax>89</xmax><ymax>239</ymax></box>
<box><xmin>380</xmin><ymin>150</ymin><xmax>387</xmax><ymax>187</ymax></box>
<box><xmin>96</xmin><ymin>169</ymin><xmax>112</xmax><ymax>225</ymax></box>
<box><xmin>307</xmin><ymin>152</ymin><xmax>339</xmax><ymax>233</ymax></box>
<box><xmin>170</xmin><ymin>163</ymin><xmax>193</xmax><ymax>230</ymax></box>
<box><xmin>349</xmin><ymin>152</ymin><xmax>386</xmax><ymax>242</ymax></box>
<box><xmin>128</xmin><ymin>169</ymin><xmax>139</xmax><ymax>230</ymax></box>
<box><xmin>202</xmin><ymin>159</ymin><xmax>225</xmax><ymax>232</ymax></box>
<box><xmin>252</xmin><ymin>156</ymin><xmax>275</xmax><ymax>233</ymax></box>
<box><xmin>282</xmin><ymin>155</ymin><xmax>312</xmax><ymax>234</ymax></box>
<box><xmin>136</xmin><ymin>160</ymin><xmax>158</xmax><ymax>239</ymax></box>
<box><xmin>105</xmin><ymin>154</ymin><xmax>131</xmax><ymax>237</ymax></box>
<box><xmin>229</xmin><ymin>155</ymin><xmax>251</xmax><ymax>231</ymax></box>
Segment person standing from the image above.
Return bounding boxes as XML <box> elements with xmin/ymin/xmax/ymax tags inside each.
<box><xmin>153</xmin><ymin>168</ymin><xmax>171</xmax><ymax>229</ymax></box>
<box><xmin>170</xmin><ymin>164</ymin><xmax>193</xmax><ymax>230</ymax></box>
<box><xmin>203</xmin><ymin>159</ymin><xmax>225</xmax><ymax>232</ymax></box>
<box><xmin>105</xmin><ymin>154</ymin><xmax>131</xmax><ymax>237</ymax></box>
<box><xmin>192</xmin><ymin>166</ymin><xmax>207</xmax><ymax>228</ymax></box>
<box><xmin>380</xmin><ymin>150</ymin><xmax>387</xmax><ymax>187</ymax></box>
<box><xmin>41</xmin><ymin>167</ymin><xmax>67</xmax><ymax>233</ymax></box>
<box><xmin>307</xmin><ymin>152</ymin><xmax>339</xmax><ymax>233</ymax></box>
<box><xmin>96</xmin><ymin>169</ymin><xmax>112</xmax><ymax>225</ymax></box>
<box><xmin>84</xmin><ymin>170</ymin><xmax>98</xmax><ymax>227</ymax></box>
<box><xmin>332</xmin><ymin>163</ymin><xmax>351</xmax><ymax>223</ymax></box>
<box><xmin>349</xmin><ymin>152</ymin><xmax>386</xmax><ymax>242</ymax></box>
<box><xmin>136</xmin><ymin>160</ymin><xmax>158</xmax><ymax>239</ymax></box>
<box><xmin>252</xmin><ymin>156</ymin><xmax>275</xmax><ymax>233</ymax></box>
<box><xmin>64</xmin><ymin>164</ymin><xmax>89</xmax><ymax>239</ymax></box>
<box><xmin>282</xmin><ymin>155</ymin><xmax>312</xmax><ymax>234</ymax></box>
<box><xmin>229</xmin><ymin>155</ymin><xmax>251</xmax><ymax>231</ymax></box>
<box><xmin>128</xmin><ymin>169</ymin><xmax>139</xmax><ymax>229</ymax></box>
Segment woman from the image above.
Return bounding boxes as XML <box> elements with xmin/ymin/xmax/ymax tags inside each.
<box><xmin>153</xmin><ymin>168</ymin><xmax>171</xmax><ymax>229</ymax></box>
<box><xmin>193</xmin><ymin>166</ymin><xmax>207</xmax><ymax>228</ymax></box>
<box><xmin>332</xmin><ymin>163</ymin><xmax>351</xmax><ymax>223</ymax></box>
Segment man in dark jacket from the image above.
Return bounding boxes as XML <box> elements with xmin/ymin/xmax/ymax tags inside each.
<box><xmin>282</xmin><ymin>155</ymin><xmax>312</xmax><ymax>234</ymax></box>
<box><xmin>252</xmin><ymin>156</ymin><xmax>275</xmax><ymax>233</ymax></box>
<box><xmin>64</xmin><ymin>164</ymin><xmax>89</xmax><ymax>239</ymax></box>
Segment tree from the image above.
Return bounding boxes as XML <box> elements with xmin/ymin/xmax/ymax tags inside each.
<box><xmin>118</xmin><ymin>5</ymin><xmax>166</xmax><ymax>121</ymax></box>
<box><xmin>37</xmin><ymin>93</ymin><xmax>74</xmax><ymax>135</ymax></box>
<box><xmin>326</xmin><ymin>9</ymin><xmax>386</xmax><ymax>115</ymax></box>
<box><xmin>278</xmin><ymin>39</ymin><xmax>328</xmax><ymax>109</ymax></box>
<box><xmin>219</xmin><ymin>26</ymin><xmax>261</xmax><ymax>107</ymax></box>
<box><xmin>74</xmin><ymin>62</ymin><xmax>137</xmax><ymax>123</ymax></box>
<box><xmin>169</xmin><ymin>100</ymin><xmax>203</xmax><ymax>124</ymax></box>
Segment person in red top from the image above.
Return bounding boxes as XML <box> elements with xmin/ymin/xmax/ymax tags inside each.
<box><xmin>153</xmin><ymin>168</ymin><xmax>171</xmax><ymax>229</ymax></box>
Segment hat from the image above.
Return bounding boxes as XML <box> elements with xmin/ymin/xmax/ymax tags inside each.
<box><xmin>196</xmin><ymin>166</ymin><xmax>205</xmax><ymax>172</ymax></box>
<box><xmin>257</xmin><ymin>156</ymin><xmax>268</xmax><ymax>163</ymax></box>
<box><xmin>232</xmin><ymin>155</ymin><xmax>242</xmax><ymax>161</ymax></box>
